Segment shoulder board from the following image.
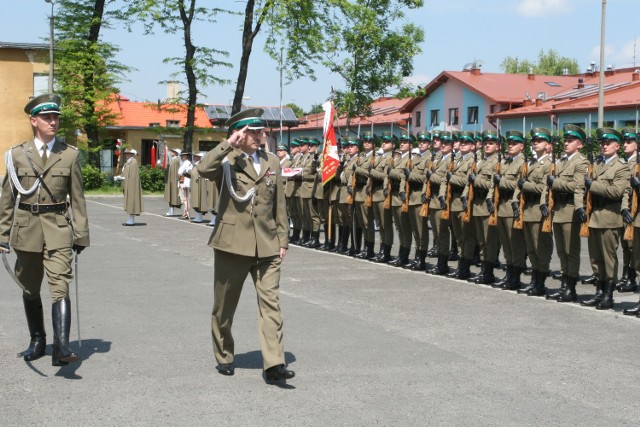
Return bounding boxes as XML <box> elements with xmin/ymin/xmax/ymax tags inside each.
<box><xmin>10</xmin><ymin>141</ymin><xmax>29</xmax><ymax>150</ymax></box>
<box><xmin>619</xmin><ymin>158</ymin><xmax>627</xmax><ymax>164</ymax></box>
<box><xmin>62</xmin><ymin>142</ymin><xmax>78</xmax><ymax>150</ymax></box>
<box><xmin>578</xmin><ymin>154</ymin><xmax>587</xmax><ymax>161</ymax></box>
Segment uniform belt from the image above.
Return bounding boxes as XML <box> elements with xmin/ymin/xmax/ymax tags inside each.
<box><xmin>523</xmin><ymin>192</ymin><xmax>541</xmax><ymax>204</ymax></box>
<box><xmin>499</xmin><ymin>189</ymin><xmax>514</xmax><ymax>198</ymax></box>
<box><xmin>474</xmin><ymin>188</ymin><xmax>488</xmax><ymax>199</ymax></box>
<box><xmin>390</xmin><ymin>182</ymin><xmax>400</xmax><ymax>192</ymax></box>
<box><xmin>591</xmin><ymin>195</ymin><xmax>619</xmax><ymax>209</ymax></box>
<box><xmin>553</xmin><ymin>192</ymin><xmax>571</xmax><ymax>204</ymax></box>
<box><xmin>409</xmin><ymin>182</ymin><xmax>423</xmax><ymax>192</ymax></box>
<box><xmin>18</xmin><ymin>202</ymin><xmax>68</xmax><ymax>214</ymax></box>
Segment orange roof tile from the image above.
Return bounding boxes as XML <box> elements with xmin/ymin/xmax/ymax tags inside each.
<box><xmin>104</xmin><ymin>95</ymin><xmax>212</xmax><ymax>128</ymax></box>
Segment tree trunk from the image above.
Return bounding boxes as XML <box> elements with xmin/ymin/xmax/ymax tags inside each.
<box><xmin>179</xmin><ymin>0</ymin><xmax>197</xmax><ymax>153</ymax></box>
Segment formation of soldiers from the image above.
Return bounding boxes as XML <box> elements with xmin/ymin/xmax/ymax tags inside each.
<box><xmin>282</xmin><ymin>125</ymin><xmax>640</xmax><ymax>315</ymax></box>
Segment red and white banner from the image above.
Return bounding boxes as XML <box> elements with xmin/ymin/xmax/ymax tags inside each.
<box><xmin>321</xmin><ymin>100</ymin><xmax>340</xmax><ymax>185</ymax></box>
<box><xmin>282</xmin><ymin>167</ymin><xmax>303</xmax><ymax>177</ymax></box>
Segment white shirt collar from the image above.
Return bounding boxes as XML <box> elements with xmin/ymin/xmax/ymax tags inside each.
<box><xmin>34</xmin><ymin>137</ymin><xmax>55</xmax><ymax>152</ymax></box>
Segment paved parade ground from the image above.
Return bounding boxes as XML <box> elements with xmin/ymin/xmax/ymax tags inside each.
<box><xmin>2</xmin><ymin>196</ymin><xmax>640</xmax><ymax>425</ymax></box>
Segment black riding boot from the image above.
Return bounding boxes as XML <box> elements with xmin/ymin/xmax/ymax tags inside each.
<box><xmin>518</xmin><ymin>270</ymin><xmax>538</xmax><ymax>294</ymax></box>
<box><xmin>503</xmin><ymin>265</ymin><xmax>523</xmax><ymax>290</ymax></box>
<box><xmin>336</xmin><ymin>227</ymin><xmax>351</xmax><ymax>254</ymax></box>
<box><xmin>349</xmin><ymin>228</ymin><xmax>363</xmax><ymax>256</ymax></box>
<box><xmin>456</xmin><ymin>258</ymin><xmax>471</xmax><ymax>280</ymax></box>
<box><xmin>581</xmin><ymin>280</ymin><xmax>605</xmax><ymax>307</ymax></box>
<box><xmin>556</xmin><ymin>276</ymin><xmax>578</xmax><ymax>302</ymax></box>
<box><xmin>389</xmin><ymin>247</ymin><xmax>409</xmax><ymax>267</ymax></box>
<box><xmin>527</xmin><ymin>270</ymin><xmax>547</xmax><ymax>297</ymax></box>
<box><xmin>596</xmin><ymin>281</ymin><xmax>615</xmax><ymax>310</ymax></box>
<box><xmin>449</xmin><ymin>237</ymin><xmax>459</xmax><ymax>261</ymax></box>
<box><xmin>19</xmin><ymin>295</ymin><xmax>46</xmax><ymax>361</ymax></box>
<box><xmin>428</xmin><ymin>254</ymin><xmax>450</xmax><ymax>275</ymax></box>
<box><xmin>403</xmin><ymin>250</ymin><xmax>420</xmax><ymax>269</ymax></box>
<box><xmin>624</xmin><ymin>297</ymin><xmax>640</xmax><ymax>315</ymax></box>
<box><xmin>299</xmin><ymin>230</ymin><xmax>311</xmax><ymax>246</ymax></box>
<box><xmin>618</xmin><ymin>267</ymin><xmax>638</xmax><ymax>292</ymax></box>
<box><xmin>319</xmin><ymin>224</ymin><xmax>335</xmax><ymax>251</ymax></box>
<box><xmin>52</xmin><ymin>298</ymin><xmax>79</xmax><ymax>366</ymax></box>
<box><xmin>372</xmin><ymin>244</ymin><xmax>392</xmax><ymax>263</ymax></box>
<box><xmin>582</xmin><ymin>273</ymin><xmax>597</xmax><ymax>285</ymax></box>
<box><xmin>546</xmin><ymin>275</ymin><xmax>567</xmax><ymax>300</ymax></box>
<box><xmin>410</xmin><ymin>250</ymin><xmax>427</xmax><ymax>271</ymax></box>
<box><xmin>356</xmin><ymin>241</ymin><xmax>375</xmax><ymax>259</ymax></box>
<box><xmin>493</xmin><ymin>265</ymin><xmax>512</xmax><ymax>288</ymax></box>
<box><xmin>289</xmin><ymin>228</ymin><xmax>301</xmax><ymax>245</ymax></box>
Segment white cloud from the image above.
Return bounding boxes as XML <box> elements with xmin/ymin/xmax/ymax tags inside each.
<box><xmin>516</xmin><ymin>0</ymin><xmax>573</xmax><ymax>17</ymax></box>
<box><xmin>403</xmin><ymin>74</ymin><xmax>431</xmax><ymax>87</ymax></box>
<box><xmin>587</xmin><ymin>38</ymin><xmax>639</xmax><ymax>70</ymax></box>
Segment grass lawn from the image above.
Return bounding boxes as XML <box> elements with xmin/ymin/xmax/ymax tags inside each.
<box><xmin>85</xmin><ymin>185</ymin><xmax>163</xmax><ymax>196</ymax></box>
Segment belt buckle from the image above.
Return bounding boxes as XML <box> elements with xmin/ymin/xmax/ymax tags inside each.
<box><xmin>30</xmin><ymin>204</ymin><xmax>39</xmax><ymax>214</ymax></box>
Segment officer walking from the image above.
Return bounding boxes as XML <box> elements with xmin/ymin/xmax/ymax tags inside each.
<box><xmin>119</xmin><ymin>148</ymin><xmax>143</xmax><ymax>226</ymax></box>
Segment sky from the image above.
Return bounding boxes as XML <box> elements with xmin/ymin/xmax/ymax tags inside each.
<box><xmin>2</xmin><ymin>0</ymin><xmax>639</xmax><ymax>112</ymax></box>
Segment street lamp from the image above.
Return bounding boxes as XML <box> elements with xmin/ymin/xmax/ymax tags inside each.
<box><xmin>44</xmin><ymin>0</ymin><xmax>55</xmax><ymax>93</ymax></box>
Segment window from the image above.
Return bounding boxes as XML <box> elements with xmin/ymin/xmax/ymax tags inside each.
<box><xmin>448</xmin><ymin>108</ymin><xmax>459</xmax><ymax>126</ymax></box>
<box><xmin>430</xmin><ymin>110</ymin><xmax>439</xmax><ymax>126</ymax></box>
<box><xmin>489</xmin><ymin>104</ymin><xmax>496</xmax><ymax>114</ymax></box>
<box><xmin>149</xmin><ymin>122</ymin><xmax>160</xmax><ymax>127</ymax></box>
<box><xmin>166</xmin><ymin>120</ymin><xmax>180</xmax><ymax>128</ymax></box>
<box><xmin>414</xmin><ymin>111</ymin><xmax>422</xmax><ymax>128</ymax></box>
<box><xmin>467</xmin><ymin>106</ymin><xmax>479</xmax><ymax>124</ymax></box>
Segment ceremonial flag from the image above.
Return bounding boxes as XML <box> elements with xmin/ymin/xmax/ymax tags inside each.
<box><xmin>321</xmin><ymin>100</ymin><xmax>340</xmax><ymax>185</ymax></box>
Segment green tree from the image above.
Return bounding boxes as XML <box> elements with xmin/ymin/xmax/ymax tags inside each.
<box><xmin>122</xmin><ymin>1</ymin><xmax>233</xmax><ymax>152</ymax></box>
<box><xmin>286</xmin><ymin>102</ymin><xmax>304</xmax><ymax>118</ymax></box>
<box><xmin>307</xmin><ymin>103</ymin><xmax>324</xmax><ymax>115</ymax></box>
<box><xmin>501</xmin><ymin>49</ymin><xmax>579</xmax><ymax>76</ymax></box>
<box><xmin>55</xmin><ymin>0</ymin><xmax>130</xmax><ymax>160</ymax></box>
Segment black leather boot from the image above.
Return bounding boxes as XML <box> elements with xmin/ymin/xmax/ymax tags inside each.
<box><xmin>557</xmin><ymin>276</ymin><xmax>578</xmax><ymax>302</ymax></box>
<box><xmin>518</xmin><ymin>270</ymin><xmax>538</xmax><ymax>294</ymax></box>
<box><xmin>336</xmin><ymin>228</ymin><xmax>351</xmax><ymax>254</ymax></box>
<box><xmin>18</xmin><ymin>295</ymin><xmax>46</xmax><ymax>361</ymax></box>
<box><xmin>372</xmin><ymin>244</ymin><xmax>392</xmax><ymax>263</ymax></box>
<box><xmin>449</xmin><ymin>237</ymin><xmax>459</xmax><ymax>261</ymax></box>
<box><xmin>318</xmin><ymin>225</ymin><xmax>335</xmax><ymax>251</ymax></box>
<box><xmin>410</xmin><ymin>250</ymin><xmax>427</xmax><ymax>271</ymax></box>
<box><xmin>52</xmin><ymin>298</ymin><xmax>79</xmax><ymax>366</ymax></box>
<box><xmin>596</xmin><ymin>281</ymin><xmax>615</xmax><ymax>310</ymax></box>
<box><xmin>527</xmin><ymin>270</ymin><xmax>547</xmax><ymax>297</ymax></box>
<box><xmin>289</xmin><ymin>228</ymin><xmax>301</xmax><ymax>245</ymax></box>
<box><xmin>546</xmin><ymin>275</ymin><xmax>567</xmax><ymax>300</ymax></box>
<box><xmin>623</xmin><ymin>298</ymin><xmax>640</xmax><ymax>315</ymax></box>
<box><xmin>299</xmin><ymin>230</ymin><xmax>311</xmax><ymax>246</ymax></box>
<box><xmin>356</xmin><ymin>241</ymin><xmax>375</xmax><ymax>259</ymax></box>
<box><xmin>348</xmin><ymin>228</ymin><xmax>362</xmax><ymax>256</ymax></box>
<box><xmin>474</xmin><ymin>261</ymin><xmax>495</xmax><ymax>285</ymax></box>
<box><xmin>403</xmin><ymin>250</ymin><xmax>419</xmax><ymax>269</ymax></box>
<box><xmin>616</xmin><ymin>266</ymin><xmax>630</xmax><ymax>288</ymax></box>
<box><xmin>370</xmin><ymin>243</ymin><xmax>384</xmax><ymax>261</ymax></box>
<box><xmin>581</xmin><ymin>280</ymin><xmax>605</xmax><ymax>307</ymax></box>
<box><xmin>617</xmin><ymin>267</ymin><xmax>638</xmax><ymax>292</ymax></box>
<box><xmin>389</xmin><ymin>247</ymin><xmax>409</xmax><ymax>267</ymax></box>
<box><xmin>305</xmin><ymin>231</ymin><xmax>321</xmax><ymax>248</ymax></box>
<box><xmin>428</xmin><ymin>254</ymin><xmax>450</xmax><ymax>275</ymax></box>
<box><xmin>582</xmin><ymin>273</ymin><xmax>597</xmax><ymax>285</ymax></box>
<box><xmin>492</xmin><ymin>265</ymin><xmax>512</xmax><ymax>288</ymax></box>
<box><xmin>329</xmin><ymin>226</ymin><xmax>344</xmax><ymax>252</ymax></box>
<box><xmin>503</xmin><ymin>265</ymin><xmax>523</xmax><ymax>290</ymax></box>
<box><xmin>457</xmin><ymin>258</ymin><xmax>471</xmax><ymax>280</ymax></box>
<box><xmin>426</xmin><ymin>246</ymin><xmax>438</xmax><ymax>258</ymax></box>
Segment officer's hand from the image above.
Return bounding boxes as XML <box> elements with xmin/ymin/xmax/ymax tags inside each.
<box><xmin>511</xmin><ymin>201</ymin><xmax>520</xmax><ymax>219</ymax></box>
<box><xmin>383</xmin><ymin>188</ymin><xmax>389</xmax><ymax>198</ymax></box>
<box><xmin>421</xmin><ymin>193</ymin><xmax>428</xmax><ymax>204</ymax></box>
<box><xmin>631</xmin><ymin>176</ymin><xmax>640</xmax><ymax>190</ymax></box>
<box><xmin>575</xmin><ymin>207</ymin><xmax>587</xmax><ymax>223</ymax></box>
<box><xmin>347</xmin><ymin>185</ymin><xmax>353</xmax><ymax>195</ymax></box>
<box><xmin>461</xmin><ymin>196</ymin><xmax>468</xmax><ymax>211</ymax></box>
<box><xmin>438</xmin><ymin>196</ymin><xmax>447</xmax><ymax>210</ymax></box>
<box><xmin>517</xmin><ymin>178</ymin><xmax>526</xmax><ymax>189</ymax></box>
<box><xmin>426</xmin><ymin>170</ymin><xmax>433</xmax><ymax>179</ymax></box>
<box><xmin>403</xmin><ymin>168</ymin><xmax>411</xmax><ymax>178</ymax></box>
<box><xmin>468</xmin><ymin>173</ymin><xmax>476</xmax><ymax>184</ymax></box>
<box><xmin>493</xmin><ymin>174</ymin><xmax>502</xmax><ymax>185</ymax></box>
<box><xmin>540</xmin><ymin>204</ymin><xmax>549</xmax><ymax>218</ymax></box>
<box><xmin>227</xmin><ymin>125</ymin><xmax>248</xmax><ymax>147</ymax></box>
<box><xmin>622</xmin><ymin>209</ymin><xmax>633</xmax><ymax>224</ymax></box>
<box><xmin>73</xmin><ymin>244</ymin><xmax>86</xmax><ymax>255</ymax></box>
<box><xmin>399</xmin><ymin>191</ymin><xmax>406</xmax><ymax>202</ymax></box>
<box><xmin>585</xmin><ymin>177</ymin><xmax>593</xmax><ymax>189</ymax></box>
<box><xmin>486</xmin><ymin>198</ymin><xmax>495</xmax><ymax>214</ymax></box>
<box><xmin>547</xmin><ymin>175</ymin><xmax>555</xmax><ymax>187</ymax></box>
<box><xmin>446</xmin><ymin>171</ymin><xmax>452</xmax><ymax>181</ymax></box>
<box><xmin>0</xmin><ymin>242</ymin><xmax>10</xmax><ymax>253</ymax></box>
<box><xmin>352</xmin><ymin>164</ymin><xmax>357</xmax><ymax>172</ymax></box>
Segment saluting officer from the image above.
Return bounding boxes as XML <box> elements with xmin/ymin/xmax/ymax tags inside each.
<box><xmin>516</xmin><ymin>128</ymin><xmax>554</xmax><ymax>296</ymax></box>
<box><xmin>370</xmin><ymin>132</ymin><xmax>396</xmax><ymax>263</ymax></box>
<box><xmin>387</xmin><ymin>132</ymin><xmax>414</xmax><ymax>266</ymax></box>
<box><xmin>0</xmin><ymin>93</ymin><xmax>90</xmax><ymax>366</ymax></box>
<box><xmin>542</xmin><ymin>124</ymin><xmax>589</xmax><ymax>302</ymax></box>
<box><xmin>353</xmin><ymin>131</ymin><xmax>377</xmax><ymax>259</ymax></box>
<box><xmin>581</xmin><ymin>128</ymin><xmax>630</xmax><ymax>310</ymax></box>
<box><xmin>469</xmin><ymin>130</ymin><xmax>500</xmax><ymax>284</ymax></box>
<box><xmin>492</xmin><ymin>130</ymin><xmax>526</xmax><ymax>290</ymax></box>
<box><xmin>404</xmin><ymin>131</ymin><xmax>431</xmax><ymax>270</ymax></box>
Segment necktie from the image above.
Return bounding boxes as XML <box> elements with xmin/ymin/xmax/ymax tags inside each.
<box><xmin>42</xmin><ymin>144</ymin><xmax>48</xmax><ymax>164</ymax></box>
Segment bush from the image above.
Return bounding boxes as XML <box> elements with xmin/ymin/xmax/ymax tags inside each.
<box><xmin>81</xmin><ymin>165</ymin><xmax>106</xmax><ymax>190</ymax></box>
<box><xmin>139</xmin><ymin>165</ymin><xmax>166</xmax><ymax>192</ymax></box>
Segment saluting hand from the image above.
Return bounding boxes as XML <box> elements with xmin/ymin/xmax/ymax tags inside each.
<box><xmin>228</xmin><ymin>125</ymin><xmax>248</xmax><ymax>148</ymax></box>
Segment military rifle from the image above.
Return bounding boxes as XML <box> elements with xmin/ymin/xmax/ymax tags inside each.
<box><xmin>440</xmin><ymin>150</ymin><xmax>455</xmax><ymax>220</ymax></box>
<box><xmin>488</xmin><ymin>135</ymin><xmax>504</xmax><ymax>226</ymax></box>
<box><xmin>579</xmin><ymin>136</ymin><xmax>594</xmax><ymax>237</ymax></box>
<box><xmin>346</xmin><ymin>154</ymin><xmax>357</xmax><ymax>206</ymax></box>
<box><xmin>513</xmin><ymin>137</ymin><xmax>528</xmax><ymax>229</ymax></box>
<box><xmin>364</xmin><ymin>152</ymin><xmax>376</xmax><ymax>208</ymax></box>
<box><xmin>383</xmin><ymin>157</ymin><xmax>394</xmax><ymax>209</ymax></box>
<box><xmin>420</xmin><ymin>151</ymin><xmax>436</xmax><ymax>217</ymax></box>
<box><xmin>401</xmin><ymin>151</ymin><xmax>412</xmax><ymax>213</ymax></box>
<box><xmin>462</xmin><ymin>147</ymin><xmax>477</xmax><ymax>223</ymax></box>
<box><xmin>541</xmin><ymin>136</ymin><xmax>558</xmax><ymax>233</ymax></box>
<box><xmin>624</xmin><ymin>145</ymin><xmax>640</xmax><ymax>241</ymax></box>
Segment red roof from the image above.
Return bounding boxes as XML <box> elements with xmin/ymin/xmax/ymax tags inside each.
<box><xmin>296</xmin><ymin>97</ymin><xmax>412</xmax><ymax>130</ymax></box>
<box><xmin>104</xmin><ymin>95</ymin><xmax>212</xmax><ymax>128</ymax></box>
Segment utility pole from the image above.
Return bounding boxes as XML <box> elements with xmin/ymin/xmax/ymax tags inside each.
<box><xmin>45</xmin><ymin>0</ymin><xmax>55</xmax><ymax>93</ymax></box>
<box><xmin>597</xmin><ymin>0</ymin><xmax>606</xmax><ymax>128</ymax></box>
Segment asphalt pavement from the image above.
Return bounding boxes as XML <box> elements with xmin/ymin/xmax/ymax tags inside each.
<box><xmin>1</xmin><ymin>195</ymin><xmax>639</xmax><ymax>426</ymax></box>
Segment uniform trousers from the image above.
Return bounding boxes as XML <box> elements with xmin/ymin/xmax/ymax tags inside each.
<box><xmin>588</xmin><ymin>227</ymin><xmax>620</xmax><ymax>282</ymax></box>
<box><xmin>430</xmin><ymin>208</ymin><xmax>450</xmax><ymax>256</ymax></box>
<box><xmin>289</xmin><ymin>197</ymin><xmax>303</xmax><ymax>230</ymax></box>
<box><xmin>473</xmin><ymin>215</ymin><xmax>499</xmax><ymax>263</ymax></box>
<box><xmin>633</xmin><ymin>226</ymin><xmax>640</xmax><ymax>277</ymax></box>
<box><xmin>451</xmin><ymin>211</ymin><xmax>475</xmax><ymax>259</ymax></box>
<box><xmin>15</xmin><ymin>247</ymin><xmax>73</xmax><ymax>303</ymax></box>
<box><xmin>407</xmin><ymin>205</ymin><xmax>427</xmax><ymax>251</ymax></box>
<box><xmin>336</xmin><ymin>202</ymin><xmax>351</xmax><ymax>228</ymax></box>
<box><xmin>392</xmin><ymin>206</ymin><xmax>412</xmax><ymax>249</ymax></box>
<box><xmin>620</xmin><ymin>230</ymin><xmax>632</xmax><ymax>269</ymax></box>
<box><xmin>211</xmin><ymin>249</ymin><xmax>284</xmax><ymax>370</ymax></box>
<box><xmin>355</xmin><ymin>202</ymin><xmax>375</xmax><ymax>242</ymax></box>
<box><xmin>553</xmin><ymin>222</ymin><xmax>582</xmax><ymax>278</ymax></box>
<box><xmin>523</xmin><ymin>221</ymin><xmax>553</xmax><ymax>273</ymax></box>
<box><xmin>372</xmin><ymin>201</ymin><xmax>394</xmax><ymax>246</ymax></box>
<box><xmin>498</xmin><ymin>217</ymin><xmax>526</xmax><ymax>267</ymax></box>
<box><xmin>301</xmin><ymin>197</ymin><xmax>320</xmax><ymax>232</ymax></box>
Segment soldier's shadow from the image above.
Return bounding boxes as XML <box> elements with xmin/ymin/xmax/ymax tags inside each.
<box><xmin>234</xmin><ymin>350</ymin><xmax>297</xmax><ymax>389</ymax></box>
<box><xmin>51</xmin><ymin>338</ymin><xmax>112</xmax><ymax>379</ymax></box>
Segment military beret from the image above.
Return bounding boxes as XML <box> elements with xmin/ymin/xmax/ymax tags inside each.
<box><xmin>459</xmin><ymin>131</ymin><xmax>476</xmax><ymax>144</ymax></box>
<box><xmin>596</xmin><ymin>127</ymin><xmax>622</xmax><ymax>143</ymax></box>
<box><xmin>621</xmin><ymin>128</ymin><xmax>638</xmax><ymax>141</ymax></box>
<box><xmin>563</xmin><ymin>124</ymin><xmax>586</xmax><ymax>142</ymax></box>
<box><xmin>25</xmin><ymin>93</ymin><xmax>62</xmax><ymax>116</ymax></box>
<box><xmin>505</xmin><ymin>130</ymin><xmax>525</xmax><ymax>143</ymax></box>
<box><xmin>530</xmin><ymin>127</ymin><xmax>551</xmax><ymax>142</ymax></box>
<box><xmin>440</xmin><ymin>131</ymin><xmax>454</xmax><ymax>143</ymax></box>
<box><xmin>417</xmin><ymin>131</ymin><xmax>431</xmax><ymax>142</ymax></box>
<box><xmin>482</xmin><ymin>130</ymin><xmax>499</xmax><ymax>142</ymax></box>
<box><xmin>225</xmin><ymin>108</ymin><xmax>266</xmax><ymax>131</ymax></box>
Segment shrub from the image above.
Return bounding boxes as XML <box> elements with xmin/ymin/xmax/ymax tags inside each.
<box><xmin>81</xmin><ymin>165</ymin><xmax>106</xmax><ymax>190</ymax></box>
<box><xmin>139</xmin><ymin>165</ymin><xmax>166</xmax><ymax>192</ymax></box>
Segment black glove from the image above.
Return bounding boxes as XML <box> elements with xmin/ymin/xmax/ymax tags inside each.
<box><xmin>438</xmin><ymin>196</ymin><xmax>447</xmax><ymax>210</ymax></box>
<box><xmin>426</xmin><ymin>170</ymin><xmax>433</xmax><ymax>179</ymax></box>
<box><xmin>403</xmin><ymin>168</ymin><xmax>411</xmax><ymax>178</ymax></box>
<box><xmin>0</xmin><ymin>242</ymin><xmax>9</xmax><ymax>253</ymax></box>
<box><xmin>468</xmin><ymin>173</ymin><xmax>476</xmax><ymax>184</ymax></box>
<box><xmin>540</xmin><ymin>204</ymin><xmax>549</xmax><ymax>218</ymax></box>
<box><xmin>517</xmin><ymin>178</ymin><xmax>525</xmax><ymax>189</ymax></box>
<box><xmin>73</xmin><ymin>244</ymin><xmax>86</xmax><ymax>255</ymax></box>
<box><xmin>493</xmin><ymin>174</ymin><xmax>502</xmax><ymax>185</ymax></box>
<box><xmin>486</xmin><ymin>198</ymin><xmax>495</xmax><ymax>214</ymax></box>
<box><xmin>584</xmin><ymin>177</ymin><xmax>592</xmax><ymax>189</ymax></box>
<box><xmin>461</xmin><ymin>196</ymin><xmax>468</xmax><ymax>211</ymax></box>
<box><xmin>399</xmin><ymin>191</ymin><xmax>406</xmax><ymax>202</ymax></box>
<box><xmin>446</xmin><ymin>171</ymin><xmax>452</xmax><ymax>181</ymax></box>
<box><xmin>622</xmin><ymin>208</ymin><xmax>633</xmax><ymax>224</ymax></box>
<box><xmin>352</xmin><ymin>163</ymin><xmax>357</xmax><ymax>172</ymax></box>
<box><xmin>546</xmin><ymin>175</ymin><xmax>555</xmax><ymax>187</ymax></box>
<box><xmin>511</xmin><ymin>201</ymin><xmax>520</xmax><ymax>219</ymax></box>
<box><xmin>383</xmin><ymin>188</ymin><xmax>389</xmax><ymax>198</ymax></box>
<box><xmin>347</xmin><ymin>185</ymin><xmax>353</xmax><ymax>195</ymax></box>
<box><xmin>575</xmin><ymin>207</ymin><xmax>587</xmax><ymax>223</ymax></box>
<box><xmin>631</xmin><ymin>176</ymin><xmax>640</xmax><ymax>190</ymax></box>
<box><xmin>368</xmin><ymin>164</ymin><xmax>373</xmax><ymax>172</ymax></box>
<box><xmin>421</xmin><ymin>193</ymin><xmax>428</xmax><ymax>204</ymax></box>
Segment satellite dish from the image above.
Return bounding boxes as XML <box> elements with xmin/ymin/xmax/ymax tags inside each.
<box><xmin>473</xmin><ymin>60</ymin><xmax>484</xmax><ymax>69</ymax></box>
<box><xmin>462</xmin><ymin>62</ymin><xmax>473</xmax><ymax>71</ymax></box>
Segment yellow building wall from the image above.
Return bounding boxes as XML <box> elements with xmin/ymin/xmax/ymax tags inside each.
<box><xmin>0</xmin><ymin>47</ymin><xmax>49</xmax><ymax>175</ymax></box>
